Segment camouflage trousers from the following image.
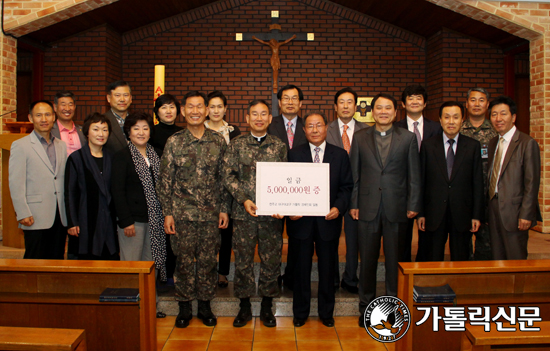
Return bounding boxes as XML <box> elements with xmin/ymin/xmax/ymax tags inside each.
<box><xmin>473</xmin><ymin>222</ymin><xmax>492</xmax><ymax>260</ymax></box>
<box><xmin>171</xmin><ymin>220</ymin><xmax>220</xmax><ymax>301</ymax></box>
<box><xmin>233</xmin><ymin>219</ymin><xmax>283</xmax><ymax>299</ymax></box>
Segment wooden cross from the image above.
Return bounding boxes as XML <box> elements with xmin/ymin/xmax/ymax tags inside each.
<box><xmin>236</xmin><ymin>11</ymin><xmax>314</xmax><ymax>115</ymax></box>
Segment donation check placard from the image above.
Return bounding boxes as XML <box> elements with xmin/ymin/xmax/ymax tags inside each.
<box><xmin>256</xmin><ymin>162</ymin><xmax>330</xmax><ymax>216</ymax></box>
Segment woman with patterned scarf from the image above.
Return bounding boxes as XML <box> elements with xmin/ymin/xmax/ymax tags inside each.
<box><xmin>111</xmin><ymin>112</ymin><xmax>167</xmax><ymax>317</ymax></box>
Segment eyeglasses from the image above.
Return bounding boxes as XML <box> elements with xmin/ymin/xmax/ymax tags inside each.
<box><xmin>282</xmin><ymin>96</ymin><xmax>300</xmax><ymax>103</ymax></box>
<box><xmin>306</xmin><ymin>124</ymin><xmax>326</xmax><ymax>130</ymax></box>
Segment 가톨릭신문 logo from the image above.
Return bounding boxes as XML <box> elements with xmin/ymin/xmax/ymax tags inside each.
<box><xmin>363</xmin><ymin>296</ymin><xmax>411</xmax><ymax>343</ymax></box>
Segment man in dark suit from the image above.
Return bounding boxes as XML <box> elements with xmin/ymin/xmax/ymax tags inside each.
<box><xmin>268</xmin><ymin>84</ymin><xmax>307</xmax><ymax>290</ymax></box>
<box><xmin>267</xmin><ymin>84</ymin><xmax>307</xmax><ymax>150</ymax></box>
<box><xmin>287</xmin><ymin>111</ymin><xmax>353</xmax><ymax>328</ymax></box>
<box><xmin>417</xmin><ymin>101</ymin><xmax>484</xmax><ymax>261</ymax></box>
<box><xmin>51</xmin><ymin>90</ymin><xmax>86</xmax><ymax>156</ymax></box>
<box><xmin>104</xmin><ymin>80</ymin><xmax>133</xmax><ymax>153</ymax></box>
<box><xmin>349</xmin><ymin>93</ymin><xmax>421</xmax><ymax>327</ymax></box>
<box><xmin>394</xmin><ymin>85</ymin><xmax>441</xmax><ymax>262</ymax></box>
<box><xmin>487</xmin><ymin>96</ymin><xmax>541</xmax><ymax>260</ymax></box>
<box><xmin>326</xmin><ymin>87</ymin><xmax>368</xmax><ymax>294</ymax></box>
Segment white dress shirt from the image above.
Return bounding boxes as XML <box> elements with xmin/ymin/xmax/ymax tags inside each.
<box><xmin>443</xmin><ymin>133</ymin><xmax>459</xmax><ymax>158</ymax></box>
<box><xmin>493</xmin><ymin>125</ymin><xmax>516</xmax><ymax>193</ymax></box>
<box><xmin>310</xmin><ymin>141</ymin><xmax>326</xmax><ymax>163</ymax></box>
<box><xmin>406</xmin><ymin>116</ymin><xmax>424</xmax><ymax>140</ymax></box>
<box><xmin>338</xmin><ymin>118</ymin><xmax>356</xmax><ymax>144</ymax></box>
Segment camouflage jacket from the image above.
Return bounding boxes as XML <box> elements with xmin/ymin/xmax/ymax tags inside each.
<box><xmin>223</xmin><ymin>133</ymin><xmax>287</xmax><ymax>221</ymax></box>
<box><xmin>460</xmin><ymin>118</ymin><xmax>498</xmax><ymax>192</ymax></box>
<box><xmin>156</xmin><ymin>128</ymin><xmax>231</xmax><ymax>222</ymax></box>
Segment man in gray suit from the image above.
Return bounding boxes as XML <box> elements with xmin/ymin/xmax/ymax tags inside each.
<box><xmin>51</xmin><ymin>90</ymin><xmax>86</xmax><ymax>156</ymax></box>
<box><xmin>349</xmin><ymin>93</ymin><xmax>421</xmax><ymax>327</ymax></box>
<box><xmin>9</xmin><ymin>101</ymin><xmax>68</xmax><ymax>259</ymax></box>
<box><xmin>104</xmin><ymin>80</ymin><xmax>133</xmax><ymax>153</ymax></box>
<box><xmin>326</xmin><ymin>87</ymin><xmax>368</xmax><ymax>294</ymax></box>
<box><xmin>487</xmin><ymin>96</ymin><xmax>541</xmax><ymax>260</ymax></box>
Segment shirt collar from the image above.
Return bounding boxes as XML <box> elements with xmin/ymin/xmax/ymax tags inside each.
<box><xmin>443</xmin><ymin>132</ymin><xmax>459</xmax><ymax>145</ymax></box>
<box><xmin>251</xmin><ymin>132</ymin><xmax>267</xmax><ymax>142</ymax></box>
<box><xmin>57</xmin><ymin>120</ymin><xmax>75</xmax><ymax>132</ymax></box>
<box><xmin>310</xmin><ymin>141</ymin><xmax>326</xmax><ymax>153</ymax></box>
<box><xmin>407</xmin><ymin>115</ymin><xmax>423</xmax><ymax>128</ymax></box>
<box><xmin>282</xmin><ymin>115</ymin><xmax>297</xmax><ymax>126</ymax></box>
<box><xmin>33</xmin><ymin>130</ymin><xmax>55</xmax><ymax>143</ymax></box>
<box><xmin>338</xmin><ymin>118</ymin><xmax>356</xmax><ymax>130</ymax></box>
<box><xmin>501</xmin><ymin>125</ymin><xmax>517</xmax><ymax>142</ymax></box>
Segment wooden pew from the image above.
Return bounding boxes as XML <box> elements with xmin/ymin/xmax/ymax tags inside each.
<box><xmin>396</xmin><ymin>260</ymin><xmax>550</xmax><ymax>351</ymax></box>
<box><xmin>460</xmin><ymin>322</ymin><xmax>550</xmax><ymax>350</ymax></box>
<box><xmin>0</xmin><ymin>326</ymin><xmax>86</xmax><ymax>350</ymax></box>
<box><xmin>0</xmin><ymin>259</ymin><xmax>156</xmax><ymax>351</ymax></box>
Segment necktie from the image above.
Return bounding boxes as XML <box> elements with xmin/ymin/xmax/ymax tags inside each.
<box><xmin>447</xmin><ymin>139</ymin><xmax>455</xmax><ymax>179</ymax></box>
<box><xmin>489</xmin><ymin>137</ymin><xmax>504</xmax><ymax>199</ymax></box>
<box><xmin>342</xmin><ymin>125</ymin><xmax>351</xmax><ymax>154</ymax></box>
<box><xmin>314</xmin><ymin>147</ymin><xmax>321</xmax><ymax>163</ymax></box>
<box><xmin>413</xmin><ymin>121</ymin><xmax>421</xmax><ymax>152</ymax></box>
<box><xmin>286</xmin><ymin>121</ymin><xmax>294</xmax><ymax>149</ymax></box>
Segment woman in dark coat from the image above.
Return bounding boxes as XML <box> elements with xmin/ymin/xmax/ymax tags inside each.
<box><xmin>148</xmin><ymin>94</ymin><xmax>183</xmax><ymax>284</ymax></box>
<box><xmin>205</xmin><ymin>90</ymin><xmax>241</xmax><ymax>287</ymax></box>
<box><xmin>65</xmin><ymin>113</ymin><xmax>118</xmax><ymax>260</ymax></box>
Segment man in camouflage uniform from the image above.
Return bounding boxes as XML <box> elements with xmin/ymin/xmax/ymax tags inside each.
<box><xmin>460</xmin><ymin>87</ymin><xmax>498</xmax><ymax>260</ymax></box>
<box><xmin>157</xmin><ymin>91</ymin><xmax>230</xmax><ymax>328</ymax></box>
<box><xmin>223</xmin><ymin>99</ymin><xmax>287</xmax><ymax>328</ymax></box>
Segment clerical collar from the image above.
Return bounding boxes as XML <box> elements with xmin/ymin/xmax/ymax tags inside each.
<box><xmin>374</xmin><ymin>126</ymin><xmax>393</xmax><ymax>137</ymax></box>
<box><xmin>252</xmin><ymin>132</ymin><xmax>267</xmax><ymax>143</ymax></box>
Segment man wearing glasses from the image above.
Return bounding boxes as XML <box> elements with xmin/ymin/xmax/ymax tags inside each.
<box><xmin>268</xmin><ymin>84</ymin><xmax>308</xmax><ymax>291</ymax></box>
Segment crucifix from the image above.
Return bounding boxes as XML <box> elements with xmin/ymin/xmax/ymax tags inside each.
<box><xmin>236</xmin><ymin>11</ymin><xmax>314</xmax><ymax>115</ymax></box>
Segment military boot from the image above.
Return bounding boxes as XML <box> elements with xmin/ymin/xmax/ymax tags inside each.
<box><xmin>197</xmin><ymin>300</ymin><xmax>217</xmax><ymax>326</ymax></box>
<box><xmin>260</xmin><ymin>296</ymin><xmax>276</xmax><ymax>327</ymax></box>
<box><xmin>175</xmin><ymin>301</ymin><xmax>192</xmax><ymax>328</ymax></box>
<box><xmin>233</xmin><ymin>298</ymin><xmax>253</xmax><ymax>327</ymax></box>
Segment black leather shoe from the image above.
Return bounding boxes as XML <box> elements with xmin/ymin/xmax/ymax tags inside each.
<box><xmin>156</xmin><ymin>311</ymin><xmax>166</xmax><ymax>318</ymax></box>
<box><xmin>175</xmin><ymin>301</ymin><xmax>192</xmax><ymax>328</ymax></box>
<box><xmin>293</xmin><ymin>317</ymin><xmax>307</xmax><ymax>327</ymax></box>
<box><xmin>260</xmin><ymin>308</ymin><xmax>277</xmax><ymax>327</ymax></box>
<box><xmin>341</xmin><ymin>280</ymin><xmax>359</xmax><ymax>294</ymax></box>
<box><xmin>197</xmin><ymin>300</ymin><xmax>217</xmax><ymax>327</ymax></box>
<box><xmin>321</xmin><ymin>317</ymin><xmax>335</xmax><ymax>327</ymax></box>
<box><xmin>359</xmin><ymin>315</ymin><xmax>365</xmax><ymax>328</ymax></box>
<box><xmin>233</xmin><ymin>307</ymin><xmax>252</xmax><ymax>327</ymax></box>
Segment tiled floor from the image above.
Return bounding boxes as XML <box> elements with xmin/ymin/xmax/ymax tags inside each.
<box><xmin>157</xmin><ymin>316</ymin><xmax>395</xmax><ymax>351</ymax></box>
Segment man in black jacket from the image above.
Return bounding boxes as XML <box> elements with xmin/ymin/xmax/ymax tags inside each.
<box><xmin>417</xmin><ymin>101</ymin><xmax>484</xmax><ymax>261</ymax></box>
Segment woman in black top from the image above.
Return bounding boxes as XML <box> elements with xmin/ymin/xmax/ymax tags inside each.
<box><xmin>65</xmin><ymin>113</ymin><xmax>118</xmax><ymax>260</ymax></box>
<box><xmin>149</xmin><ymin>94</ymin><xmax>183</xmax><ymax>156</ymax></box>
<box><xmin>149</xmin><ymin>93</ymin><xmax>183</xmax><ymax>284</ymax></box>
<box><xmin>111</xmin><ymin>113</ymin><xmax>167</xmax><ymax>281</ymax></box>
<box><xmin>205</xmin><ymin>91</ymin><xmax>241</xmax><ymax>287</ymax></box>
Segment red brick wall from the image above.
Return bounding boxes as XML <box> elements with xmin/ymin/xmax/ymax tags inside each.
<box><xmin>426</xmin><ymin>29</ymin><xmax>505</xmax><ymax>120</ymax></box>
<box><xmin>42</xmin><ymin>1</ymin><xmax>506</xmax><ymax>130</ymax></box>
<box><xmin>123</xmin><ymin>1</ymin><xmax>426</xmax><ymax>130</ymax></box>
<box><xmin>44</xmin><ymin>24</ymin><xmax>122</xmax><ymax>123</ymax></box>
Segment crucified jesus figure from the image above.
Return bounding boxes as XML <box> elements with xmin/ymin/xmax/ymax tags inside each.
<box><xmin>252</xmin><ymin>34</ymin><xmax>297</xmax><ymax>93</ymax></box>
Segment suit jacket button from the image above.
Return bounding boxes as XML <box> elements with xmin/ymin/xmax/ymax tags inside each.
<box><xmin>448</xmin><ymin>185</ymin><xmax>451</xmax><ymax>189</ymax></box>
<box><xmin>443</xmin><ymin>200</ymin><xmax>447</xmax><ymax>203</ymax></box>
<box><xmin>54</xmin><ymin>177</ymin><xmax>57</xmax><ymax>180</ymax></box>
<box><xmin>379</xmin><ymin>187</ymin><xmax>382</xmax><ymax>191</ymax></box>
